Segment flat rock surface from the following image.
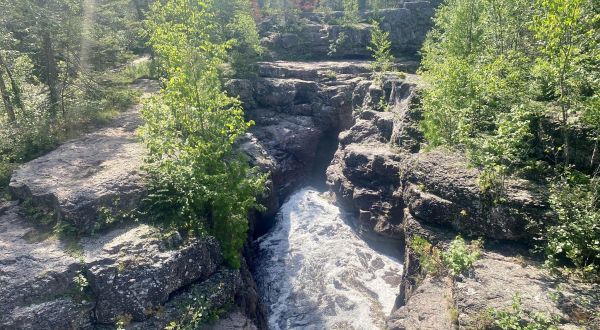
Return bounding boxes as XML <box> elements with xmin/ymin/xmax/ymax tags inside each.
<box><xmin>0</xmin><ymin>205</ymin><xmax>91</xmax><ymax>329</ymax></box>
<box><xmin>454</xmin><ymin>250</ymin><xmax>600</xmax><ymax>329</ymax></box>
<box><xmin>387</xmin><ymin>277</ymin><xmax>455</xmax><ymax>330</ymax></box>
<box><xmin>9</xmin><ymin>80</ymin><xmax>158</xmax><ymax>233</ymax></box>
<box><xmin>257</xmin><ymin>60</ymin><xmax>371</xmax><ymax>80</ymax></box>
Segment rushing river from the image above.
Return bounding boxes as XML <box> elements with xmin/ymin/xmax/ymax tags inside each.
<box><xmin>255</xmin><ymin>188</ymin><xmax>403</xmax><ymax>330</ymax></box>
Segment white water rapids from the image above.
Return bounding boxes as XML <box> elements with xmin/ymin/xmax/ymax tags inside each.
<box><xmin>255</xmin><ymin>188</ymin><xmax>403</xmax><ymax>330</ymax></box>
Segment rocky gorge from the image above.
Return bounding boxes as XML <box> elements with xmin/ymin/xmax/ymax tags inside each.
<box><xmin>1</xmin><ymin>1</ymin><xmax>599</xmax><ymax>330</ymax></box>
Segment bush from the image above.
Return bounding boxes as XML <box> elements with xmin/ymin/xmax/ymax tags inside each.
<box><xmin>409</xmin><ymin>235</ymin><xmax>443</xmax><ymax>275</ymax></box>
<box><xmin>545</xmin><ymin>171</ymin><xmax>600</xmax><ymax>277</ymax></box>
<box><xmin>143</xmin><ymin>0</ymin><xmax>266</xmax><ymax>268</ymax></box>
<box><xmin>441</xmin><ymin>235</ymin><xmax>482</xmax><ymax>276</ymax></box>
<box><xmin>489</xmin><ymin>294</ymin><xmax>559</xmax><ymax>330</ymax></box>
<box><xmin>367</xmin><ymin>20</ymin><xmax>394</xmax><ymax>84</ymax></box>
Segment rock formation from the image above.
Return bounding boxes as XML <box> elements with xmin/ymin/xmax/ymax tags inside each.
<box><xmin>1</xmin><ymin>80</ymin><xmax>263</xmax><ymax>329</ymax></box>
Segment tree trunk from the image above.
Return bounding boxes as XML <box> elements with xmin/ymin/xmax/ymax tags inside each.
<box><xmin>42</xmin><ymin>29</ymin><xmax>60</xmax><ymax>117</ymax></box>
<box><xmin>0</xmin><ymin>69</ymin><xmax>16</xmax><ymax>122</ymax></box>
<box><xmin>0</xmin><ymin>53</ymin><xmax>23</xmax><ymax>110</ymax></box>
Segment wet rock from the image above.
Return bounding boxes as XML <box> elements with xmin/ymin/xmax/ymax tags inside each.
<box><xmin>327</xmin><ymin>143</ymin><xmax>404</xmax><ymax>238</ymax></box>
<box><xmin>326</xmin><ymin>78</ymin><xmax>420</xmax><ymax>240</ymax></box>
<box><xmin>227</xmin><ymin>61</ymin><xmax>370</xmax><ymax>203</ymax></box>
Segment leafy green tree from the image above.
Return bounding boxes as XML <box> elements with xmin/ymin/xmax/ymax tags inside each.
<box><xmin>214</xmin><ymin>0</ymin><xmax>264</xmax><ymax>77</ymax></box>
<box><xmin>532</xmin><ymin>0</ymin><xmax>599</xmax><ymax>166</ymax></box>
<box><xmin>420</xmin><ymin>0</ymin><xmax>539</xmax><ymax>189</ymax></box>
<box><xmin>368</xmin><ymin>20</ymin><xmax>394</xmax><ymax>83</ymax></box>
<box><xmin>143</xmin><ymin>0</ymin><xmax>266</xmax><ymax>268</ymax></box>
<box><xmin>0</xmin><ymin>0</ymin><xmax>147</xmax><ymax>185</ymax></box>
<box><xmin>419</xmin><ymin>0</ymin><xmax>600</xmax><ymax>277</ymax></box>
<box><xmin>546</xmin><ymin>172</ymin><xmax>600</xmax><ymax>276</ymax></box>
<box><xmin>342</xmin><ymin>0</ymin><xmax>360</xmax><ymax>25</ymax></box>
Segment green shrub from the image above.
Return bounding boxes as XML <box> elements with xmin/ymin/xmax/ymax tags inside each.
<box><xmin>367</xmin><ymin>20</ymin><xmax>394</xmax><ymax>84</ymax></box>
<box><xmin>441</xmin><ymin>235</ymin><xmax>482</xmax><ymax>276</ymax></box>
<box><xmin>143</xmin><ymin>0</ymin><xmax>266</xmax><ymax>268</ymax></box>
<box><xmin>0</xmin><ymin>161</ymin><xmax>15</xmax><ymax>189</ymax></box>
<box><xmin>545</xmin><ymin>171</ymin><xmax>600</xmax><ymax>278</ymax></box>
<box><xmin>328</xmin><ymin>31</ymin><xmax>348</xmax><ymax>57</ymax></box>
<box><xmin>409</xmin><ymin>235</ymin><xmax>443</xmax><ymax>275</ymax></box>
<box><xmin>489</xmin><ymin>294</ymin><xmax>559</xmax><ymax>330</ymax></box>
<box><xmin>341</xmin><ymin>0</ymin><xmax>360</xmax><ymax>25</ymax></box>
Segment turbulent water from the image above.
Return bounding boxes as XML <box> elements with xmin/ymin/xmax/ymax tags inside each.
<box><xmin>255</xmin><ymin>188</ymin><xmax>403</xmax><ymax>330</ymax></box>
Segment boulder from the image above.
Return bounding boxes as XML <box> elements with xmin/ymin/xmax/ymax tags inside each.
<box><xmin>127</xmin><ymin>268</ymin><xmax>244</xmax><ymax>329</ymax></box>
<box><xmin>399</xmin><ymin>149</ymin><xmax>554</xmax><ymax>240</ymax></box>
<box><xmin>327</xmin><ymin>143</ymin><xmax>404</xmax><ymax>238</ymax></box>
<box><xmin>0</xmin><ymin>203</ymin><xmax>227</xmax><ymax>327</ymax></box>
<box><xmin>83</xmin><ymin>225</ymin><xmax>222</xmax><ymax>323</ymax></box>
<box><xmin>326</xmin><ymin>78</ymin><xmax>421</xmax><ymax>240</ymax></box>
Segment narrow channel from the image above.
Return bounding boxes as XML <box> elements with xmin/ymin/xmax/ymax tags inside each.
<box><xmin>254</xmin><ymin>188</ymin><xmax>404</xmax><ymax>330</ymax></box>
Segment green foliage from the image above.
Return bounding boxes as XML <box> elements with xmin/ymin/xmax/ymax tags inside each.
<box><xmin>409</xmin><ymin>235</ymin><xmax>483</xmax><ymax>277</ymax></box>
<box><xmin>165</xmin><ymin>297</ymin><xmax>231</xmax><ymax>330</ymax></box>
<box><xmin>143</xmin><ymin>0</ymin><xmax>266</xmax><ymax>268</ymax></box>
<box><xmin>419</xmin><ymin>0</ymin><xmax>599</xmax><ymax>276</ymax></box>
<box><xmin>328</xmin><ymin>31</ymin><xmax>348</xmax><ymax>57</ymax></box>
<box><xmin>489</xmin><ymin>294</ymin><xmax>560</xmax><ymax>330</ymax></box>
<box><xmin>341</xmin><ymin>0</ymin><xmax>360</xmax><ymax>25</ymax></box>
<box><xmin>72</xmin><ymin>271</ymin><xmax>89</xmax><ymax>292</ymax></box>
<box><xmin>0</xmin><ymin>161</ymin><xmax>15</xmax><ymax>189</ymax></box>
<box><xmin>546</xmin><ymin>171</ymin><xmax>600</xmax><ymax>277</ymax></box>
<box><xmin>214</xmin><ymin>0</ymin><xmax>264</xmax><ymax>77</ymax></box>
<box><xmin>368</xmin><ymin>20</ymin><xmax>394</xmax><ymax>83</ymax></box>
<box><xmin>420</xmin><ymin>0</ymin><xmax>539</xmax><ymax>178</ymax></box>
<box><xmin>441</xmin><ymin>235</ymin><xmax>482</xmax><ymax>276</ymax></box>
<box><xmin>115</xmin><ymin>314</ymin><xmax>134</xmax><ymax>330</ymax></box>
<box><xmin>163</xmin><ymin>278</ymin><xmax>233</xmax><ymax>330</ymax></box>
<box><xmin>420</xmin><ymin>0</ymin><xmax>599</xmax><ymax>175</ymax></box>
<box><xmin>408</xmin><ymin>235</ymin><xmax>443</xmax><ymax>275</ymax></box>
<box><xmin>0</xmin><ymin>0</ymin><xmax>147</xmax><ymax>192</ymax></box>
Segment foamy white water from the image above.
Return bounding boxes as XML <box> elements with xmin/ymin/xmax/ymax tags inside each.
<box><xmin>255</xmin><ymin>188</ymin><xmax>403</xmax><ymax>330</ymax></box>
